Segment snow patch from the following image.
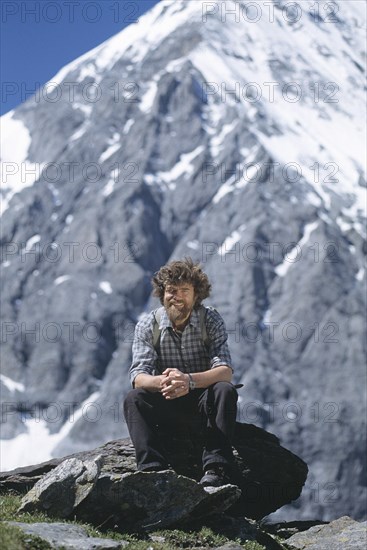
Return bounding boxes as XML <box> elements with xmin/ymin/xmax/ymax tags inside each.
<box><xmin>219</xmin><ymin>225</ymin><xmax>246</xmax><ymax>256</ymax></box>
<box><xmin>102</xmin><ymin>178</ymin><xmax>115</xmax><ymax>197</ymax></box>
<box><xmin>187</xmin><ymin>240</ymin><xmax>199</xmax><ymax>250</ymax></box>
<box><xmin>275</xmin><ymin>221</ymin><xmax>319</xmax><ymax>277</ymax></box>
<box><xmin>306</xmin><ymin>192</ymin><xmax>322</xmax><ymax>208</ymax></box>
<box><xmin>70</xmin><ymin>126</ymin><xmax>87</xmax><ymax>142</ymax></box>
<box><xmin>47</xmin><ymin>183</ymin><xmax>62</xmax><ymax>206</ymax></box>
<box><xmin>0</xmin><ymin>374</ymin><xmax>25</xmax><ymax>393</ymax></box>
<box><xmin>24</xmin><ymin>235</ymin><xmax>41</xmax><ymax>252</ymax></box>
<box><xmin>99</xmin><ymin>133</ymin><xmax>121</xmax><ymax>163</ymax></box>
<box><xmin>54</xmin><ymin>275</ymin><xmax>71</xmax><ymax>286</ymax></box>
<box><xmin>210</xmin><ymin>121</ymin><xmax>238</xmax><ymax>156</ymax></box>
<box><xmin>72</xmin><ymin>103</ymin><xmax>92</xmax><ymax>117</ymax></box>
<box><xmin>318</xmin><ymin>212</ymin><xmax>332</xmax><ymax>225</ymax></box>
<box><xmin>99</xmin><ymin>281</ymin><xmax>112</xmax><ymax>294</ymax></box>
<box><xmin>155</xmin><ymin>146</ymin><xmax>205</xmax><ymax>190</ymax></box>
<box><xmin>219</xmin><ymin>231</ymin><xmax>241</xmax><ymax>255</ymax></box>
<box><xmin>140</xmin><ymin>80</ymin><xmax>159</xmax><ymax>113</ymax></box>
<box><xmin>102</xmin><ymin>168</ymin><xmax>120</xmax><ymax>197</ymax></box>
<box><xmin>213</xmin><ymin>171</ymin><xmax>249</xmax><ymax>204</ymax></box>
<box><xmin>123</xmin><ymin>119</ymin><xmax>134</xmax><ymax>134</ymax></box>
<box><xmin>213</xmin><ymin>175</ymin><xmax>237</xmax><ymax>204</ymax></box>
<box><xmin>0</xmin><ymin>112</ymin><xmax>45</xmax><ymax>215</ymax></box>
<box><xmin>356</xmin><ymin>268</ymin><xmax>365</xmax><ymax>282</ymax></box>
<box><xmin>262</xmin><ymin>309</ymin><xmax>272</xmax><ymax>325</ymax></box>
<box><xmin>78</xmin><ymin>62</ymin><xmax>98</xmax><ymax>82</ymax></box>
<box><xmin>336</xmin><ymin>216</ymin><xmax>353</xmax><ymax>233</ymax></box>
<box><xmin>0</xmin><ymin>391</ymin><xmax>100</xmax><ymax>471</ymax></box>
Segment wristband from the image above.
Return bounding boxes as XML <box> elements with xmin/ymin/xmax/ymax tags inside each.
<box><xmin>188</xmin><ymin>373</ymin><xmax>196</xmax><ymax>391</ymax></box>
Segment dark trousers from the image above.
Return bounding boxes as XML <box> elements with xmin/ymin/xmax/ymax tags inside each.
<box><xmin>123</xmin><ymin>381</ymin><xmax>238</xmax><ymax>472</ymax></box>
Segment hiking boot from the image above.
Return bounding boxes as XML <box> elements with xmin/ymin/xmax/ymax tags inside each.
<box><xmin>199</xmin><ymin>464</ymin><xmax>230</xmax><ymax>487</ymax></box>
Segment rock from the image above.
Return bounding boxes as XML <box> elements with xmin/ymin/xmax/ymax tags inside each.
<box><xmin>260</xmin><ymin>519</ymin><xmax>329</xmax><ymax>540</ymax></box>
<box><xmin>0</xmin><ymin>457</ymin><xmax>67</xmax><ymax>493</ymax></box>
<box><xmin>19</xmin><ymin>456</ymin><xmax>102</xmax><ymax>517</ymax></box>
<box><xmin>194</xmin><ymin>514</ymin><xmax>285</xmax><ymax>550</ymax></box>
<box><xmin>286</xmin><ymin>516</ymin><xmax>367</xmax><ymax>550</ymax></box>
<box><xmin>1</xmin><ymin>422</ymin><xmax>308</xmax><ymax>520</ymax></box>
<box><xmin>160</xmin><ymin>421</ymin><xmax>308</xmax><ymax>519</ymax></box>
<box><xmin>0</xmin><ymin>439</ymin><xmax>137</xmax><ymax>493</ymax></box>
<box><xmin>19</xmin><ymin>469</ymin><xmax>240</xmax><ymax>531</ymax></box>
<box><xmin>6</xmin><ymin>522</ymin><xmax>127</xmax><ymax>549</ymax></box>
<box><xmin>83</xmin><ymin>471</ymin><xmax>241</xmax><ymax>530</ymax></box>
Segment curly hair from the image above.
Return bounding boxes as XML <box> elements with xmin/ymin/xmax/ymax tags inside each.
<box><xmin>152</xmin><ymin>257</ymin><xmax>212</xmax><ymax>309</ymax></box>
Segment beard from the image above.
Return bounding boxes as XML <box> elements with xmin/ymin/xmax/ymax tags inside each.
<box><xmin>164</xmin><ymin>300</ymin><xmax>192</xmax><ymax>325</ymax></box>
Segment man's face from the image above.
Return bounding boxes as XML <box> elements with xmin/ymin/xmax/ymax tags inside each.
<box><xmin>163</xmin><ymin>282</ymin><xmax>196</xmax><ymax>326</ymax></box>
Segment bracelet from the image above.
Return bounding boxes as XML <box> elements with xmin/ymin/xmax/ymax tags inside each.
<box><xmin>188</xmin><ymin>373</ymin><xmax>196</xmax><ymax>391</ymax></box>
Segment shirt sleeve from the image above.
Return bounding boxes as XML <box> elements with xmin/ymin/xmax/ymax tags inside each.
<box><xmin>129</xmin><ymin>314</ymin><xmax>158</xmax><ymax>387</ymax></box>
<box><xmin>206</xmin><ymin>309</ymin><xmax>233</xmax><ymax>371</ymax></box>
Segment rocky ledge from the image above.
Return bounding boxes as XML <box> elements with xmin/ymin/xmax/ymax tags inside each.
<box><xmin>0</xmin><ymin>422</ymin><xmax>308</xmax><ymax>523</ymax></box>
<box><xmin>1</xmin><ymin>424</ymin><xmax>365</xmax><ymax>549</ymax></box>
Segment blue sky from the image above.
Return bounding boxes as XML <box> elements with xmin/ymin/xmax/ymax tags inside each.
<box><xmin>0</xmin><ymin>0</ymin><xmax>161</xmax><ymax>115</ymax></box>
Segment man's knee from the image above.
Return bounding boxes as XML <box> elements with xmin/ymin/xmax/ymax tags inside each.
<box><xmin>124</xmin><ymin>389</ymin><xmax>162</xmax><ymax>427</ymax></box>
<box><xmin>212</xmin><ymin>381</ymin><xmax>238</xmax><ymax>403</ymax></box>
<box><xmin>124</xmin><ymin>388</ymin><xmax>146</xmax><ymax>405</ymax></box>
<box><xmin>123</xmin><ymin>388</ymin><xmax>159</xmax><ymax>418</ymax></box>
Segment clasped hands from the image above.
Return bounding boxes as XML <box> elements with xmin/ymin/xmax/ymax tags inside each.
<box><xmin>160</xmin><ymin>368</ymin><xmax>190</xmax><ymax>400</ymax></box>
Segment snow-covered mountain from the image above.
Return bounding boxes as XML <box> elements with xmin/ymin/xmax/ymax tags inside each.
<box><xmin>1</xmin><ymin>0</ymin><xmax>366</xmax><ymax>521</ymax></box>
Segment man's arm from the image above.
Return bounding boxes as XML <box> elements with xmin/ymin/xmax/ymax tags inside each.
<box><xmin>188</xmin><ymin>365</ymin><xmax>232</xmax><ymax>388</ymax></box>
<box><xmin>160</xmin><ymin>365</ymin><xmax>232</xmax><ymax>399</ymax></box>
<box><xmin>134</xmin><ymin>372</ymin><xmax>167</xmax><ymax>391</ymax></box>
<box><xmin>206</xmin><ymin>309</ymin><xmax>233</xmax><ymax>372</ymax></box>
<box><xmin>129</xmin><ymin>314</ymin><xmax>164</xmax><ymax>390</ymax></box>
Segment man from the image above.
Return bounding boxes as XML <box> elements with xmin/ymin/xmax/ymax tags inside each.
<box><xmin>123</xmin><ymin>257</ymin><xmax>238</xmax><ymax>486</ymax></box>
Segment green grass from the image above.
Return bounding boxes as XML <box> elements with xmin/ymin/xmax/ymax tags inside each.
<box><xmin>1</xmin><ymin>493</ymin><xmax>49</xmax><ymax>523</ymax></box>
<box><xmin>0</xmin><ymin>493</ymin><xmax>127</xmax><ymax>549</ymax></box>
<box><xmin>149</xmin><ymin>526</ymin><xmax>231</xmax><ymax>547</ymax></box>
<box><xmin>0</xmin><ymin>493</ymin><xmax>276</xmax><ymax>549</ymax></box>
<box><xmin>0</xmin><ymin>521</ymin><xmax>54</xmax><ymax>550</ymax></box>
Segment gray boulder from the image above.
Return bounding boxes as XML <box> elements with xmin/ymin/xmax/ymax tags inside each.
<box><xmin>76</xmin><ymin>471</ymin><xmax>241</xmax><ymax>531</ymax></box>
<box><xmin>19</xmin><ymin>456</ymin><xmax>102</xmax><ymax>517</ymax></box>
<box><xmin>6</xmin><ymin>522</ymin><xmax>127</xmax><ymax>549</ymax></box>
<box><xmin>18</xmin><ymin>464</ymin><xmax>240</xmax><ymax>531</ymax></box>
<box><xmin>285</xmin><ymin>516</ymin><xmax>367</xmax><ymax>550</ymax></box>
<box><xmin>159</xmin><ymin>422</ymin><xmax>309</xmax><ymax>519</ymax></box>
<box><xmin>1</xmin><ymin>422</ymin><xmax>308</xmax><ymax>521</ymax></box>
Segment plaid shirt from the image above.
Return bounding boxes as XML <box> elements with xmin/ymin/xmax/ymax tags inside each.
<box><xmin>129</xmin><ymin>305</ymin><xmax>233</xmax><ymax>387</ymax></box>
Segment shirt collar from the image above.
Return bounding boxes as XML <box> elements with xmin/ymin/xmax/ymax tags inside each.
<box><xmin>158</xmin><ymin>306</ymin><xmax>201</xmax><ymax>330</ymax></box>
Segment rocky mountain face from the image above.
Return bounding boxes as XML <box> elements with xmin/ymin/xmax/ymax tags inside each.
<box><xmin>1</xmin><ymin>0</ymin><xmax>366</xmax><ymax>522</ymax></box>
